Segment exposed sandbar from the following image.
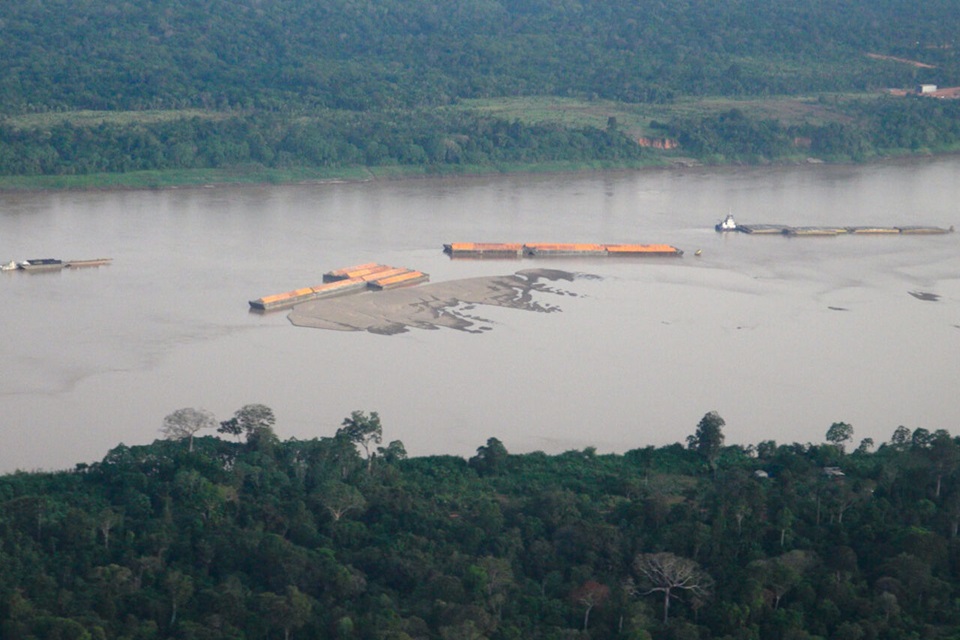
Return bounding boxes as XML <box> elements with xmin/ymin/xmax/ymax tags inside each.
<box><xmin>288</xmin><ymin>268</ymin><xmax>589</xmax><ymax>334</ymax></box>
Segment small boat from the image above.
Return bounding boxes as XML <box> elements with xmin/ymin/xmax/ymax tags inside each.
<box><xmin>19</xmin><ymin>258</ymin><xmax>63</xmax><ymax>271</ymax></box>
<box><xmin>715</xmin><ymin>213</ymin><xmax>738</xmax><ymax>232</ymax></box>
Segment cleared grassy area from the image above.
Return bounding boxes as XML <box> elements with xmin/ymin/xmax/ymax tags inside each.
<box><xmin>457</xmin><ymin>93</ymin><xmax>877</xmax><ymax>137</ymax></box>
<box><xmin>0</xmin><ymin>158</ymin><xmax>677</xmax><ymax>191</ymax></box>
<box><xmin>5</xmin><ymin>109</ymin><xmax>229</xmax><ymax>129</ymax></box>
<box><xmin>0</xmin><ymin>166</ymin><xmax>376</xmax><ymax>191</ymax></box>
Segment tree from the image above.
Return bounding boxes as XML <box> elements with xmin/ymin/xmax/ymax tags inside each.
<box><xmin>687</xmin><ymin>411</ymin><xmax>725</xmax><ymax>471</ymax></box>
<box><xmin>378</xmin><ymin>440</ymin><xmax>408</xmax><ymax>464</ymax></box>
<box><xmin>911</xmin><ymin>427</ymin><xmax>933</xmax><ymax>450</ymax></box>
<box><xmin>470</xmin><ymin>438</ymin><xmax>509</xmax><ymax>475</ymax></box>
<box><xmin>160</xmin><ymin>408</ymin><xmax>216</xmax><ymax>452</ymax></box>
<box><xmin>259</xmin><ymin>586</ymin><xmax>313</xmax><ymax>640</ymax></box>
<box><xmin>632</xmin><ymin>552</ymin><xmax>712</xmax><ymax>623</ymax></box>
<box><xmin>890</xmin><ymin>425</ymin><xmax>911</xmax><ymax>450</ymax></box>
<box><xmin>928</xmin><ymin>432</ymin><xmax>959</xmax><ymax>497</ymax></box>
<box><xmin>223</xmin><ymin>404</ymin><xmax>277</xmax><ymax>444</ymax></box>
<box><xmin>317</xmin><ymin>481</ymin><xmax>366</xmax><ymax>522</ymax></box>
<box><xmin>572</xmin><ymin>580</ymin><xmax>610</xmax><ymax>630</ymax></box>
<box><xmin>217</xmin><ymin>417</ymin><xmax>243</xmax><ymax>442</ymax></box>
<box><xmin>749</xmin><ymin>557</ymin><xmax>800</xmax><ymax>610</ymax></box>
<box><xmin>165</xmin><ymin>569</ymin><xmax>194</xmax><ymax>626</ymax></box>
<box><xmin>98</xmin><ymin>508</ymin><xmax>122</xmax><ymax>550</ymax></box>
<box><xmin>826</xmin><ymin>422</ymin><xmax>854</xmax><ymax>454</ymax></box>
<box><xmin>336</xmin><ymin>411</ymin><xmax>383</xmax><ymax>473</ymax></box>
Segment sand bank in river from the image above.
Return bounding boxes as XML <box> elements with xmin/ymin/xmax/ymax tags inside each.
<box><xmin>288</xmin><ymin>268</ymin><xmax>591</xmax><ymax>334</ymax></box>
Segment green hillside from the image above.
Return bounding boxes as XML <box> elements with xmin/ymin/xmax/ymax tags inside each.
<box><xmin>1</xmin><ymin>0</ymin><xmax>959</xmax><ymax>184</ymax></box>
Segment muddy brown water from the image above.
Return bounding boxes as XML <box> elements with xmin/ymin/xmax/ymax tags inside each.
<box><xmin>1</xmin><ymin>156</ymin><xmax>959</xmax><ymax>471</ymax></box>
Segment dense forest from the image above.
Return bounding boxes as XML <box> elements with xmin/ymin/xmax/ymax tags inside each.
<box><xmin>3</xmin><ymin>407</ymin><xmax>960</xmax><ymax>639</ymax></box>
<box><xmin>1</xmin><ymin>0</ymin><xmax>959</xmax><ymax>179</ymax></box>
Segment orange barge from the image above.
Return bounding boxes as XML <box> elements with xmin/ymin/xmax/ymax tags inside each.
<box><xmin>603</xmin><ymin>244</ymin><xmax>684</xmax><ymax>256</ymax></box>
<box><xmin>367</xmin><ymin>270</ymin><xmax>430</xmax><ymax>290</ymax></box>
<box><xmin>249</xmin><ymin>277</ymin><xmax>368</xmax><ymax>311</ymax></box>
<box><xmin>523</xmin><ymin>243</ymin><xmax>607</xmax><ymax>257</ymax></box>
<box><xmin>251</xmin><ymin>263</ymin><xmax>430</xmax><ymax>311</ymax></box>
<box><xmin>445</xmin><ymin>242</ymin><xmax>683</xmax><ymax>258</ymax></box>
<box><xmin>323</xmin><ymin>262</ymin><xmax>391</xmax><ymax>282</ymax></box>
<box><xmin>443</xmin><ymin>243</ymin><xmax>523</xmax><ymax>257</ymax></box>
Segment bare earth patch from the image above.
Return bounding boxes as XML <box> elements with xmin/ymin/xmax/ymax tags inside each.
<box><xmin>288</xmin><ymin>269</ymin><xmax>590</xmax><ymax>334</ymax></box>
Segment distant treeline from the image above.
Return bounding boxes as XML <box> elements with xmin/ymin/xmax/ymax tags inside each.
<box><xmin>2</xmin><ymin>0</ymin><xmax>958</xmax><ymax>114</ymax></box>
<box><xmin>663</xmin><ymin>97</ymin><xmax>960</xmax><ymax>162</ymax></box>
<box><xmin>0</xmin><ymin>112</ymin><xmax>645</xmax><ymax>176</ymax></box>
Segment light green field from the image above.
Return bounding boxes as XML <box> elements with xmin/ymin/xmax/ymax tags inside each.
<box><xmin>0</xmin><ymin>166</ymin><xmax>375</xmax><ymax>191</ymax></box>
<box><xmin>456</xmin><ymin>93</ymin><xmax>872</xmax><ymax>137</ymax></box>
<box><xmin>5</xmin><ymin>109</ymin><xmax>228</xmax><ymax>129</ymax></box>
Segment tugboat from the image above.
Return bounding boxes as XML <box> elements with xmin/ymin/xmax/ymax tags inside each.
<box><xmin>18</xmin><ymin>258</ymin><xmax>63</xmax><ymax>271</ymax></box>
<box><xmin>715</xmin><ymin>213</ymin><xmax>738</xmax><ymax>232</ymax></box>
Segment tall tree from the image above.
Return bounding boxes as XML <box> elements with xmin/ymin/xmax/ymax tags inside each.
<box><xmin>223</xmin><ymin>403</ymin><xmax>277</xmax><ymax>444</ymax></box>
<box><xmin>571</xmin><ymin>580</ymin><xmax>610</xmax><ymax>630</ymax></box>
<box><xmin>633</xmin><ymin>552</ymin><xmax>712</xmax><ymax>623</ymax></box>
<box><xmin>687</xmin><ymin>411</ymin><xmax>726</xmax><ymax>471</ymax></box>
<box><xmin>336</xmin><ymin>410</ymin><xmax>383</xmax><ymax>473</ymax></box>
<box><xmin>826</xmin><ymin>422</ymin><xmax>854</xmax><ymax>454</ymax></box>
<box><xmin>160</xmin><ymin>408</ymin><xmax>216</xmax><ymax>452</ymax></box>
<box><xmin>470</xmin><ymin>438</ymin><xmax>509</xmax><ymax>475</ymax></box>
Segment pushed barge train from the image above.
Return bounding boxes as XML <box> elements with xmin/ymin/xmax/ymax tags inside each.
<box><xmin>715</xmin><ymin>214</ymin><xmax>953</xmax><ymax>236</ymax></box>
<box><xmin>443</xmin><ymin>242</ymin><xmax>683</xmax><ymax>258</ymax></box>
<box><xmin>249</xmin><ymin>263</ymin><xmax>429</xmax><ymax>311</ymax></box>
<box><xmin>2</xmin><ymin>257</ymin><xmax>113</xmax><ymax>271</ymax></box>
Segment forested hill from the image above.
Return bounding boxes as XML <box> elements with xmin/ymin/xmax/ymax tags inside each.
<box><xmin>3</xmin><ymin>408</ymin><xmax>960</xmax><ymax>639</ymax></box>
<box><xmin>2</xmin><ymin>0</ymin><xmax>960</xmax><ymax>181</ymax></box>
<box><xmin>2</xmin><ymin>0</ymin><xmax>958</xmax><ymax>112</ymax></box>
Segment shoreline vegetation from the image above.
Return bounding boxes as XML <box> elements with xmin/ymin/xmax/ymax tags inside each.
<box><xmin>3</xmin><ymin>409</ymin><xmax>960</xmax><ymax>639</ymax></box>
<box><xmin>0</xmin><ymin>159</ymin><xmax>672</xmax><ymax>192</ymax></box>
<box><xmin>2</xmin><ymin>147</ymin><xmax>956</xmax><ymax>193</ymax></box>
<box><xmin>2</xmin><ymin>93</ymin><xmax>960</xmax><ymax>193</ymax></box>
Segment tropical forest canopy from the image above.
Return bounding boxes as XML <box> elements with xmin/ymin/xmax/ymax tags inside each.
<box><xmin>2</xmin><ymin>0</ymin><xmax>958</xmax><ymax>111</ymax></box>
<box><xmin>1</xmin><ymin>0</ymin><xmax>959</xmax><ymax>179</ymax></box>
<box><xmin>3</xmin><ymin>407</ymin><xmax>960</xmax><ymax>640</ymax></box>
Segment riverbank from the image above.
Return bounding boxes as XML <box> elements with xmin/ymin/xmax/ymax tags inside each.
<box><xmin>0</xmin><ymin>158</ymin><xmax>679</xmax><ymax>192</ymax></box>
<box><xmin>2</xmin><ymin>148</ymin><xmax>957</xmax><ymax>193</ymax></box>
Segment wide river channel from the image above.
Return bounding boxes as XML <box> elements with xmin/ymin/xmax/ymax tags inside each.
<box><xmin>2</xmin><ymin>156</ymin><xmax>959</xmax><ymax>472</ymax></box>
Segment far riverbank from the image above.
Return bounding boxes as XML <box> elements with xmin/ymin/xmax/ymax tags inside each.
<box><xmin>0</xmin><ymin>148</ymin><xmax>955</xmax><ymax>193</ymax></box>
<box><xmin>0</xmin><ymin>158</ymin><xmax>669</xmax><ymax>192</ymax></box>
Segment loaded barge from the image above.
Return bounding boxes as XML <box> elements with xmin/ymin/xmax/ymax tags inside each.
<box><xmin>249</xmin><ymin>263</ymin><xmax>429</xmax><ymax>311</ymax></box>
<box><xmin>444</xmin><ymin>242</ymin><xmax>683</xmax><ymax>258</ymax></box>
<box><xmin>441</xmin><ymin>243</ymin><xmax>524</xmax><ymax>258</ymax></box>
<box><xmin>715</xmin><ymin>214</ymin><xmax>953</xmax><ymax>236</ymax></box>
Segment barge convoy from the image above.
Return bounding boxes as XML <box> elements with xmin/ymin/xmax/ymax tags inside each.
<box><xmin>249</xmin><ymin>263</ymin><xmax>429</xmax><ymax>311</ymax></box>
<box><xmin>2</xmin><ymin>258</ymin><xmax>112</xmax><ymax>271</ymax></box>
<box><xmin>715</xmin><ymin>214</ymin><xmax>953</xmax><ymax>236</ymax></box>
<box><xmin>443</xmin><ymin>242</ymin><xmax>684</xmax><ymax>258</ymax></box>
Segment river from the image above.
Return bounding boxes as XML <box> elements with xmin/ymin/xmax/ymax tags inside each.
<box><xmin>2</xmin><ymin>156</ymin><xmax>959</xmax><ymax>472</ymax></box>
